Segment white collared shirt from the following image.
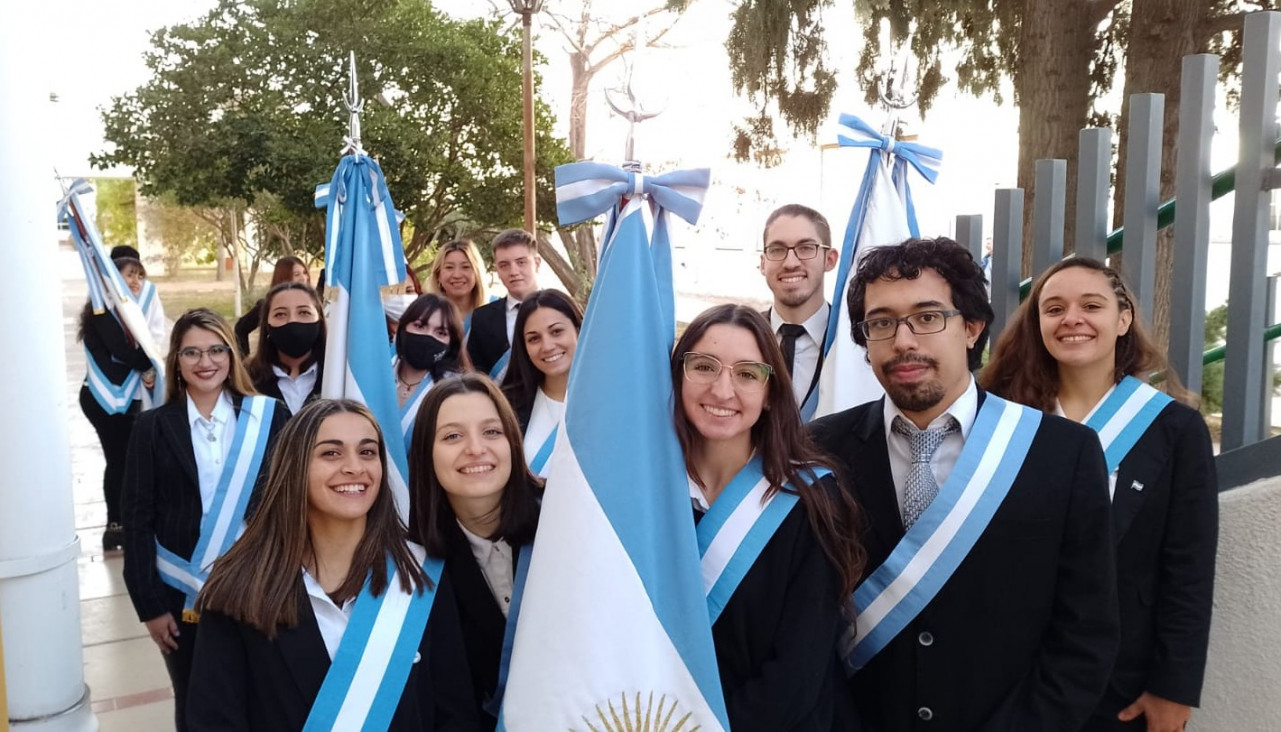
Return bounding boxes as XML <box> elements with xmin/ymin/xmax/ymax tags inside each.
<box><xmin>688</xmin><ymin>473</ymin><xmax>711</xmax><ymax>514</ymax></box>
<box><xmin>458</xmin><ymin>522</ymin><xmax>515</xmax><ymax>617</ymax></box>
<box><xmin>187</xmin><ymin>391</ymin><xmax>237</xmax><ymax>513</ymax></box>
<box><xmin>272</xmin><ymin>362</ymin><xmax>318</xmax><ymax>415</ymax></box>
<box><xmin>504</xmin><ymin>296</ymin><xmax>522</xmax><ymax>347</ymax></box>
<box><xmin>882</xmin><ymin>376</ymin><xmax>978</xmax><ymax>518</ymax></box>
<box><xmin>302</xmin><ymin>566</ymin><xmax>356</xmax><ymax>661</ymax></box>
<box><xmin>770</xmin><ymin>303</ymin><xmax>830</xmax><ymax>407</ymax></box>
<box><xmin>1054</xmin><ymin>383</ymin><xmax>1121</xmax><ymax>499</ymax></box>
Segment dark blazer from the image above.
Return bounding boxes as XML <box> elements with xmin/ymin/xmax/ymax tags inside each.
<box><xmin>83</xmin><ymin>310</ymin><xmax>153</xmax><ymax>383</ymax></box>
<box><xmin>122</xmin><ymin>394</ymin><xmax>290</xmax><ymax>622</ymax></box>
<box><xmin>705</xmin><ymin>475</ymin><xmax>857</xmax><ymax>731</ymax></box>
<box><xmin>251</xmin><ymin>359</ymin><xmax>323</xmax><ymax>410</ymax></box>
<box><xmin>443</xmin><ymin>522</ymin><xmax>527</xmax><ymax>730</ymax></box>
<box><xmin>465</xmin><ymin>298</ymin><xmax>509</xmax><ymax>376</ymax></box>
<box><xmin>811</xmin><ymin>391</ymin><xmax>1119</xmax><ymax>731</ymax></box>
<box><xmin>187</xmin><ymin>573</ymin><xmax>480</xmax><ymax>731</ymax></box>
<box><xmin>1092</xmin><ymin>402</ymin><xmax>1218</xmax><ymax>717</ymax></box>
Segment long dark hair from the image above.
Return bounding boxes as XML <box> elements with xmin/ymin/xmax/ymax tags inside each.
<box><xmin>247</xmin><ymin>282</ymin><xmax>327</xmax><ymax>383</ymax></box>
<box><xmin>270</xmin><ymin>256</ymin><xmax>308</xmax><ymax>288</ymax></box>
<box><xmin>395</xmin><ymin>294</ymin><xmax>472</xmax><ymax>379</ymax></box>
<box><xmin>672</xmin><ymin>304</ymin><xmax>866</xmax><ymax>599</ymax></box>
<box><xmin>197</xmin><ymin>399</ymin><xmax>426</xmax><ymax>637</ymax></box>
<box><xmin>407</xmin><ymin>374</ymin><xmax>542</xmax><ymax>557</ymax></box>
<box><xmin>165</xmin><ymin>308</ymin><xmax>258</xmax><ymax>403</ymax></box>
<box><xmin>980</xmin><ymin>257</ymin><xmax>1192</xmax><ymax>410</ymax></box>
<box><xmin>501</xmin><ymin>289</ymin><xmax>584</xmax><ymax>419</ymax></box>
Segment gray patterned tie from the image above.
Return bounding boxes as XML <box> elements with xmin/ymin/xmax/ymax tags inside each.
<box><xmin>892</xmin><ymin>415</ymin><xmax>960</xmax><ymax>529</ymax></box>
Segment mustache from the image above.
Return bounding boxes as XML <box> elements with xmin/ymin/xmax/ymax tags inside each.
<box><xmin>882</xmin><ymin>353</ymin><xmax>938</xmax><ymax>370</ymax></box>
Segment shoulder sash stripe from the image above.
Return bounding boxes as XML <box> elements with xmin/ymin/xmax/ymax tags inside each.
<box><xmin>528</xmin><ymin>424</ymin><xmax>559</xmax><ymax>477</ymax></box>
<box><xmin>844</xmin><ymin>395</ymin><xmax>1041</xmax><ymax>673</ymax></box>
<box><xmin>486</xmin><ymin>542</ymin><xmax>534</xmax><ymax>718</ymax></box>
<box><xmin>1084</xmin><ymin>376</ymin><xmax>1173</xmax><ymax>475</ymax></box>
<box><xmin>489</xmin><ymin>348</ymin><xmax>511</xmax><ymax>382</ymax></box>
<box><xmin>84</xmin><ymin>347</ymin><xmax>141</xmax><ymax>414</ymax></box>
<box><xmin>397</xmin><ymin>369</ymin><xmax>433</xmax><ymax>450</ymax></box>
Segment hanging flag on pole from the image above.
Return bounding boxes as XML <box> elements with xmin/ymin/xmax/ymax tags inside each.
<box><xmin>58</xmin><ymin>178</ymin><xmax>166</xmax><ymax>408</ymax></box>
<box><xmin>813</xmin><ymin>114</ymin><xmax>941</xmax><ymax>420</ymax></box>
<box><xmin>498</xmin><ymin>162</ymin><xmax>729</xmax><ymax>731</ymax></box>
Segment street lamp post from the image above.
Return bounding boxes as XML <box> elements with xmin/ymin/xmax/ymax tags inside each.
<box><xmin>509</xmin><ymin>0</ymin><xmax>543</xmax><ymax>233</ymax></box>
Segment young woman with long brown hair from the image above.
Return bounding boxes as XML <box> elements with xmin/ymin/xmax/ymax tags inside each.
<box><xmin>235</xmin><ymin>256</ymin><xmax>310</xmax><ymax>356</ymax></box>
<box><xmin>247</xmin><ymin>281</ymin><xmax>326</xmax><ymax>416</ymax></box>
<box><xmin>672</xmin><ymin>304</ymin><xmax>865</xmax><ymax>729</ymax></box>
<box><xmin>982</xmin><ymin>258</ymin><xmax>1218</xmax><ymax>732</ymax></box>
<box><xmin>122</xmin><ymin>308</ymin><xmax>289</xmax><ymax>731</ymax></box>
<box><xmin>188</xmin><ymin>399</ymin><xmax>477</xmax><ymax>730</ymax></box>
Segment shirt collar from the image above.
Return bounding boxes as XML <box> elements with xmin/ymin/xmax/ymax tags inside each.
<box><xmin>186</xmin><ymin>390</ymin><xmax>235</xmax><ymax>430</ymax></box>
<box><xmin>272</xmin><ymin>362</ymin><xmax>318</xmax><ymax>380</ymax></box>
<box><xmin>507</xmin><ymin>296</ymin><xmax>522</xmax><ymax>312</ymax></box>
<box><xmin>769</xmin><ymin>302</ymin><xmax>830</xmax><ymax>345</ymax></box>
<box><xmin>882</xmin><ymin>375</ymin><xmax>978</xmax><ymax>440</ymax></box>
<box><xmin>458</xmin><ymin>520</ymin><xmax>511</xmax><ymax>557</ymax></box>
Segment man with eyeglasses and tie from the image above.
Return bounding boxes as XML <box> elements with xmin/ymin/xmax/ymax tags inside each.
<box><xmin>810</xmin><ymin>237</ymin><xmax>1119</xmax><ymax>731</ymax></box>
<box><xmin>758</xmin><ymin>204</ymin><xmax>839</xmax><ymax>421</ymax></box>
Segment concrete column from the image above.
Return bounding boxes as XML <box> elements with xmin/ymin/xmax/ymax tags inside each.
<box><xmin>0</xmin><ymin>7</ymin><xmax>97</xmax><ymax>732</ymax></box>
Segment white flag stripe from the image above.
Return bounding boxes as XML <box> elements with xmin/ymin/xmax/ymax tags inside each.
<box><xmin>700</xmin><ymin>476</ymin><xmax>773</xmax><ymax>594</ymax></box>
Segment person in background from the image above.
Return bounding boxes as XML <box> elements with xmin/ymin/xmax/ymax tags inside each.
<box><xmin>394</xmin><ymin>294</ymin><xmax>471</xmax><ymax>449</ymax></box>
<box><xmin>426</xmin><ymin>239</ymin><xmax>490</xmax><ymax>339</ymax></box>
<box><xmin>466</xmin><ymin>230</ymin><xmax>541</xmax><ymax>379</ymax></box>
<box><xmin>235</xmin><ymin>256</ymin><xmax>310</xmax><ymax>356</ymax></box>
<box><xmin>981</xmin><ymin>257</ymin><xmax>1218</xmax><ymax>732</ymax></box>
<box><xmin>247</xmin><ymin>282</ymin><xmax>326</xmax><ymax>416</ymax></box>
<box><xmin>111</xmin><ymin>244</ymin><xmax>169</xmax><ymax>349</ymax></box>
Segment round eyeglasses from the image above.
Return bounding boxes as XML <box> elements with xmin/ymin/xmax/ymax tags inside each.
<box><xmin>681</xmin><ymin>352</ymin><xmax>772</xmax><ymax>392</ymax></box>
<box><xmin>178</xmin><ymin>345</ymin><xmax>233</xmax><ymax>364</ymax></box>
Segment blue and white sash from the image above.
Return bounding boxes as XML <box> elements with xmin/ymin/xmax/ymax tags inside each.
<box><xmin>485</xmin><ymin>542</ymin><xmax>534</xmax><ymax>718</ymax></box>
<box><xmin>489</xmin><ymin>348</ymin><xmax>511</xmax><ymax>383</ymax></box>
<box><xmin>1083</xmin><ymin>376</ymin><xmax>1173</xmax><ymax>478</ymax></box>
<box><xmin>394</xmin><ymin>357</ymin><xmax>434</xmax><ymax>451</ymax></box>
<box><xmin>527</xmin><ymin>425</ymin><xmax>558</xmax><ymax>478</ymax></box>
<box><xmin>133</xmin><ymin>279</ymin><xmax>157</xmax><ymax>316</ymax></box>
<box><xmin>304</xmin><ymin>549</ymin><xmax>446</xmax><ymax>732</ymax></box>
<box><xmin>84</xmin><ymin>346</ymin><xmax>143</xmax><ymax>414</ymax></box>
<box><xmin>696</xmin><ymin>456</ymin><xmax>821</xmax><ymax>624</ymax></box>
<box><xmin>842</xmin><ymin>395</ymin><xmax>1042</xmax><ymax>673</ymax></box>
<box><xmin>155</xmin><ymin>396</ymin><xmax>277</xmax><ymax>612</ymax></box>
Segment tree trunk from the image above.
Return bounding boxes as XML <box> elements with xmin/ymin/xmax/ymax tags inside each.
<box><xmin>1111</xmin><ymin>0</ymin><xmax>1203</xmax><ymax>354</ymax></box>
<box><xmin>1014</xmin><ymin>0</ymin><xmax>1096</xmax><ymax>277</ymax></box>
<box><xmin>544</xmin><ymin>230</ymin><xmax>585</xmax><ymax>300</ymax></box>
<box><xmin>566</xmin><ymin>48</ymin><xmax>599</xmax><ymax>283</ymax></box>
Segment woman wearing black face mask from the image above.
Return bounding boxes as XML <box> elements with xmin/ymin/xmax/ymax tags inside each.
<box><xmin>394</xmin><ymin>294</ymin><xmax>471</xmax><ymax>450</ymax></box>
<box><xmin>247</xmin><ymin>282</ymin><xmax>327</xmax><ymax>416</ymax></box>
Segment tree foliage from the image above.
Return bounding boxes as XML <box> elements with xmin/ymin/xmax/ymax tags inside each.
<box><xmin>93</xmin><ymin>0</ymin><xmax>574</xmax><ymax>269</ymax></box>
<box><xmin>94</xmin><ymin>178</ymin><xmax>139</xmax><ymax>251</ymax></box>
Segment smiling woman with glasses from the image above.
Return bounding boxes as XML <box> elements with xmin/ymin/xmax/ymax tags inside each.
<box><xmin>121</xmin><ymin>308</ymin><xmax>290</xmax><ymax>731</ymax></box>
<box><xmin>670</xmin><ymin>304</ymin><xmax>866</xmax><ymax>729</ymax></box>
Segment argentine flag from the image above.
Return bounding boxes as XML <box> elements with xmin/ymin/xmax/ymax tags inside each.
<box><xmin>316</xmin><ymin>155</ymin><xmax>409</xmax><ymax>517</ymax></box>
<box><xmin>499</xmin><ymin>163</ymin><xmax>729</xmax><ymax>730</ymax></box>
<box><xmin>814</xmin><ymin>114</ymin><xmax>941</xmax><ymax>419</ymax></box>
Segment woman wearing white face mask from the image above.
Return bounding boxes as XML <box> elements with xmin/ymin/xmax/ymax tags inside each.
<box><xmin>393</xmin><ymin>294</ymin><xmax>472</xmax><ymax>450</ymax></box>
<box><xmin>499</xmin><ymin>290</ymin><xmax>583</xmax><ymax>478</ymax></box>
<box><xmin>248</xmin><ymin>282</ymin><xmax>326</xmax><ymax>417</ymax></box>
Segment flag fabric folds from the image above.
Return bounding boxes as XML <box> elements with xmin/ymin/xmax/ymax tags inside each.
<box><xmin>315</xmin><ymin>155</ymin><xmax>409</xmax><ymax>517</ymax></box>
<box><xmin>813</xmin><ymin>114</ymin><xmax>942</xmax><ymax>420</ymax></box>
<box><xmin>498</xmin><ymin>163</ymin><xmax>729</xmax><ymax>730</ymax></box>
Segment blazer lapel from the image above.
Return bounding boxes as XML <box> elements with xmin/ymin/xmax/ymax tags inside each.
<box><xmin>848</xmin><ymin>401</ymin><xmax>905</xmax><ymax>563</ymax></box>
<box><xmin>275</xmin><ymin>585</ymin><xmax>333</xmax><ymax>702</ymax></box>
<box><xmin>158</xmin><ymin>402</ymin><xmax>200</xmax><ymax>488</ymax></box>
<box><xmin>1111</xmin><ymin>460</ymin><xmax>1154</xmax><ymax>542</ymax></box>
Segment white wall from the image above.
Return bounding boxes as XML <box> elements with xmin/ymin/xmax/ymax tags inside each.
<box><xmin>1194</xmin><ymin>476</ymin><xmax>1281</xmax><ymax>730</ymax></box>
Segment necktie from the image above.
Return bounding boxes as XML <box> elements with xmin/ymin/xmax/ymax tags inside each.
<box><xmin>778</xmin><ymin>323</ymin><xmax>807</xmax><ymax>378</ymax></box>
<box><xmin>892</xmin><ymin>415</ymin><xmax>959</xmax><ymax>529</ymax></box>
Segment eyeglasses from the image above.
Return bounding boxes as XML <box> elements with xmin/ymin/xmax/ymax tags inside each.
<box><xmin>762</xmin><ymin>242</ymin><xmax>830</xmax><ymax>261</ymax></box>
<box><xmin>682</xmin><ymin>352</ymin><xmax>773</xmax><ymax>392</ymax></box>
<box><xmin>178</xmin><ymin>345</ymin><xmax>233</xmax><ymax>364</ymax></box>
<box><xmin>857</xmin><ymin>310</ymin><xmax>962</xmax><ymax>341</ymax></box>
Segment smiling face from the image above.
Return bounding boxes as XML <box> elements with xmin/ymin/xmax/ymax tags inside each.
<box><xmin>437</xmin><ymin>250</ymin><xmax>477</xmax><ymax>300</ymax></box>
<box><xmin>178</xmin><ymin>326</ymin><xmax>230</xmax><ymax>399</ymax></box>
<box><xmin>306</xmin><ymin>412</ymin><xmax>382</xmax><ymax>527</ymax></box>
<box><xmin>291</xmin><ymin>264</ymin><xmax>309</xmax><ymax>284</ymax></box>
<box><xmin>759</xmin><ymin>214</ymin><xmax>838</xmax><ymax>315</ymax></box>
<box><xmin>432</xmin><ymin>392</ymin><xmax>512</xmax><ymax>522</ymax></box>
<box><xmin>494</xmin><ymin>244</ymin><xmax>540</xmax><ymax>301</ymax></box>
<box><xmin>1037</xmin><ymin>266</ymin><xmax>1132</xmax><ymax>373</ymax></box>
<box><xmin>680</xmin><ymin>323</ymin><xmax>768</xmax><ymax>448</ymax></box>
<box><xmin>864</xmin><ymin>268</ymin><xmax>984</xmax><ymax>426</ymax></box>
<box><xmin>523</xmin><ymin>306</ymin><xmax>578</xmax><ymax>380</ymax></box>
<box><xmin>120</xmin><ymin>263</ymin><xmax>145</xmax><ymax>297</ymax></box>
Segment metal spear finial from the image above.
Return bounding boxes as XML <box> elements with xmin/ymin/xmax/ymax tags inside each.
<box><xmin>344</xmin><ymin>51</ymin><xmax>364</xmax><ymax>155</ymax></box>
<box><xmin>605</xmin><ymin>60</ymin><xmax>664</xmax><ymax>168</ymax></box>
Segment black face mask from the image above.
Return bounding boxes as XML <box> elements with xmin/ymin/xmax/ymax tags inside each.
<box><xmin>399</xmin><ymin>332</ymin><xmax>450</xmax><ymax>371</ymax></box>
<box><xmin>270</xmin><ymin>321</ymin><xmax>321</xmax><ymax>359</ymax></box>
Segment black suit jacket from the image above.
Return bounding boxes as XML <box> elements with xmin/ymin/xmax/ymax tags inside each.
<box><xmin>811</xmin><ymin>391</ymin><xmax>1119</xmax><ymax>731</ymax></box>
<box><xmin>706</xmin><ymin>475</ymin><xmax>857</xmax><ymax>731</ymax></box>
<box><xmin>465</xmin><ymin>298</ymin><xmax>509</xmax><ymax>376</ymax></box>
<box><xmin>83</xmin><ymin>310</ymin><xmax>153</xmax><ymax>383</ymax></box>
<box><xmin>444</xmin><ymin>522</ymin><xmax>526</xmax><ymax>731</ymax></box>
<box><xmin>187</xmin><ymin>574</ymin><xmax>480</xmax><ymax>731</ymax></box>
<box><xmin>1093</xmin><ymin>402</ymin><xmax>1218</xmax><ymax>716</ymax></box>
<box><xmin>122</xmin><ymin>394</ymin><xmax>290</xmax><ymax>622</ymax></box>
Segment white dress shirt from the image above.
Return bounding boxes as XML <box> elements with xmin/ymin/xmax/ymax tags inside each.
<box><xmin>882</xmin><ymin>376</ymin><xmax>978</xmax><ymax>519</ymax></box>
<box><xmin>187</xmin><ymin>391</ymin><xmax>237</xmax><ymax>513</ymax></box>
<box><xmin>272</xmin><ymin>362</ymin><xmax>318</xmax><ymax>415</ymax></box>
<box><xmin>504</xmin><ymin>296</ymin><xmax>522</xmax><ymax>347</ymax></box>
<box><xmin>1054</xmin><ymin>383</ymin><xmax>1120</xmax><ymax>499</ymax></box>
<box><xmin>302</xmin><ymin>541</ymin><xmax>429</xmax><ymax>660</ymax></box>
<box><xmin>458</xmin><ymin>522</ymin><xmax>514</xmax><ymax>617</ymax></box>
<box><xmin>770</xmin><ymin>303</ymin><xmax>829</xmax><ymax>407</ymax></box>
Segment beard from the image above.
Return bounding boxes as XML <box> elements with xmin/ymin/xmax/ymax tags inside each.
<box><xmin>878</xmin><ymin>354</ymin><xmax>946</xmax><ymax>413</ymax></box>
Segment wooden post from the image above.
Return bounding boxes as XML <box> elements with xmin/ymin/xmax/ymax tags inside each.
<box><xmin>521</xmin><ymin>10</ymin><xmax>537</xmax><ymax>233</ymax></box>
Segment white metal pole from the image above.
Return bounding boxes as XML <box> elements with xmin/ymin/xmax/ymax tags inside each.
<box><xmin>0</xmin><ymin>9</ymin><xmax>97</xmax><ymax>732</ymax></box>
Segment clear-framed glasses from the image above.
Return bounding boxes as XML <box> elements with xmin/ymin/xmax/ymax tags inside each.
<box><xmin>762</xmin><ymin>242</ymin><xmax>830</xmax><ymax>261</ymax></box>
<box><xmin>178</xmin><ymin>345</ymin><xmax>233</xmax><ymax>364</ymax></box>
<box><xmin>857</xmin><ymin>309</ymin><xmax>962</xmax><ymax>341</ymax></box>
<box><xmin>681</xmin><ymin>352</ymin><xmax>773</xmax><ymax>392</ymax></box>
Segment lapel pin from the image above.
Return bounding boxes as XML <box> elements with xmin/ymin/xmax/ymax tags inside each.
<box><xmin>1130</xmin><ymin>480</ymin><xmax>1144</xmax><ymax>492</ymax></box>
<box><xmin>413</xmin><ymin>651</ymin><xmax>421</xmax><ymax>664</ymax></box>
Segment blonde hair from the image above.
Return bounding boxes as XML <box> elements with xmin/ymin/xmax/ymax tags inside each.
<box><xmin>426</xmin><ymin>239</ymin><xmax>487</xmax><ymax>313</ymax></box>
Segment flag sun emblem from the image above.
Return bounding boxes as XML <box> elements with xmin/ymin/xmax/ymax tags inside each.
<box><xmin>574</xmin><ymin>692</ymin><xmax>700</xmax><ymax>732</ymax></box>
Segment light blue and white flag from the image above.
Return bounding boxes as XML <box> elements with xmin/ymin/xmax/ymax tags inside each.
<box><xmin>498</xmin><ymin>163</ymin><xmax>729</xmax><ymax>730</ymax></box>
<box><xmin>59</xmin><ymin>179</ymin><xmax>166</xmax><ymax>405</ymax></box>
<box><xmin>316</xmin><ymin>155</ymin><xmax>409</xmax><ymax>518</ymax></box>
<box><xmin>813</xmin><ymin>114</ymin><xmax>941</xmax><ymax>419</ymax></box>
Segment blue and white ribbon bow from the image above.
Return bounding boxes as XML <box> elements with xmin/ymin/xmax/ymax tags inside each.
<box><xmin>554</xmin><ymin>162</ymin><xmax>710</xmax><ymax>228</ymax></box>
<box><xmin>836</xmin><ymin>113</ymin><xmax>942</xmax><ymax>184</ymax></box>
